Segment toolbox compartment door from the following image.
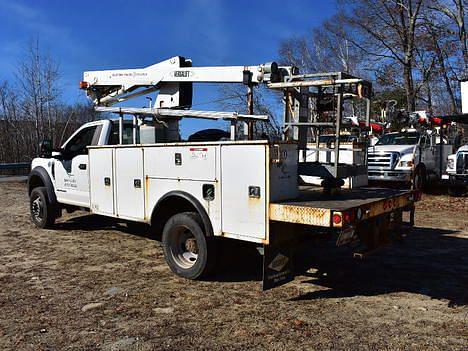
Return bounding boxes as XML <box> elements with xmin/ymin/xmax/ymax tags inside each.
<box><xmin>89</xmin><ymin>148</ymin><xmax>114</xmax><ymax>215</ymax></box>
<box><xmin>115</xmin><ymin>148</ymin><xmax>145</xmax><ymax>220</ymax></box>
<box><xmin>220</xmin><ymin>144</ymin><xmax>267</xmax><ymax>240</ymax></box>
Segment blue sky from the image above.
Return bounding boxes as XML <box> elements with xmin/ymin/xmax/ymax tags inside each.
<box><xmin>0</xmin><ymin>0</ymin><xmax>336</xmax><ymax>137</ymax></box>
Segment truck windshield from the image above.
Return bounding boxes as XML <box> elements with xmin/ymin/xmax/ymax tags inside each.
<box><xmin>319</xmin><ymin>135</ymin><xmax>357</xmax><ymax>143</ymax></box>
<box><xmin>377</xmin><ymin>133</ymin><xmax>420</xmax><ymax>145</ymax></box>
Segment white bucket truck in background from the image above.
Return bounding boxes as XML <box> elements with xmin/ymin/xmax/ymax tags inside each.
<box><xmin>443</xmin><ymin>80</ymin><xmax>468</xmax><ymax>196</ymax></box>
<box><xmin>367</xmin><ymin>128</ymin><xmax>452</xmax><ymax>190</ymax></box>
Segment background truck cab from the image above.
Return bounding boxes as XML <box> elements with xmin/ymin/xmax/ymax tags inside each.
<box><xmin>367</xmin><ymin>129</ymin><xmax>452</xmax><ymax>189</ymax></box>
<box><xmin>444</xmin><ymin>145</ymin><xmax>468</xmax><ymax>196</ymax></box>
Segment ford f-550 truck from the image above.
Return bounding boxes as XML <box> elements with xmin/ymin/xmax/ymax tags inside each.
<box><xmin>27</xmin><ymin>57</ymin><xmax>420</xmax><ymax>290</ymax></box>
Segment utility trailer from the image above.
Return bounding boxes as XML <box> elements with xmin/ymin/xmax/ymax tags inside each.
<box><xmin>28</xmin><ymin>56</ymin><xmax>420</xmax><ymax>290</ymax></box>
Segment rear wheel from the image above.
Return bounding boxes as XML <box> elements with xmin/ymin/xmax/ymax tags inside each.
<box><xmin>162</xmin><ymin>212</ymin><xmax>216</xmax><ymax>279</ymax></box>
<box><xmin>30</xmin><ymin>187</ymin><xmax>56</xmax><ymax>228</ymax></box>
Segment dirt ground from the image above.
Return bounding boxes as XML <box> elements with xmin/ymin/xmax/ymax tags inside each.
<box><xmin>0</xmin><ymin>182</ymin><xmax>467</xmax><ymax>350</ymax></box>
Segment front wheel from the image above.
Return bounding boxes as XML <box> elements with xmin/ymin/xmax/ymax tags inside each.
<box><xmin>162</xmin><ymin>212</ymin><xmax>216</xmax><ymax>279</ymax></box>
<box><xmin>30</xmin><ymin>187</ymin><xmax>56</xmax><ymax>228</ymax></box>
<box><xmin>412</xmin><ymin>167</ymin><xmax>426</xmax><ymax>191</ymax></box>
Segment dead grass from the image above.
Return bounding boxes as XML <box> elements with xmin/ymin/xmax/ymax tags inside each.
<box><xmin>0</xmin><ymin>183</ymin><xmax>467</xmax><ymax>350</ymax></box>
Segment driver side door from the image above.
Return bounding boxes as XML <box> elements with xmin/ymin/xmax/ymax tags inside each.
<box><xmin>55</xmin><ymin>125</ymin><xmax>102</xmax><ymax>207</ymax></box>
<box><xmin>420</xmin><ymin>134</ymin><xmax>436</xmax><ymax>174</ymax></box>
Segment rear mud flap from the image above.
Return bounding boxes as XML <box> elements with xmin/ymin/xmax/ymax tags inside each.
<box><xmin>262</xmin><ymin>239</ymin><xmax>294</xmax><ymax>291</ymax></box>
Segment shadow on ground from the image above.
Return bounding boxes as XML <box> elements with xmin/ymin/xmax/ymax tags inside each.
<box><xmin>54</xmin><ymin>214</ymin><xmax>468</xmax><ymax>306</ymax></box>
<box><xmin>292</xmin><ymin>226</ymin><xmax>468</xmax><ymax>306</ymax></box>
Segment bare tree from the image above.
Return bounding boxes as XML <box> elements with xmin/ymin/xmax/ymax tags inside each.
<box><xmin>278</xmin><ymin>0</ymin><xmax>466</xmax><ymax>117</ymax></box>
<box><xmin>430</xmin><ymin>0</ymin><xmax>467</xmax><ymax>74</ymax></box>
<box><xmin>219</xmin><ymin>84</ymin><xmax>283</xmax><ymax>138</ymax></box>
<box><xmin>15</xmin><ymin>39</ymin><xmax>61</xmax><ymax>154</ymax></box>
<box><xmin>420</xmin><ymin>11</ymin><xmax>459</xmax><ymax>113</ymax></box>
<box><xmin>329</xmin><ymin>0</ymin><xmax>426</xmax><ymax>111</ymax></box>
<box><xmin>279</xmin><ymin>19</ymin><xmax>365</xmax><ymax>76</ymax></box>
<box><xmin>0</xmin><ymin>40</ymin><xmax>98</xmax><ymax>164</ymax></box>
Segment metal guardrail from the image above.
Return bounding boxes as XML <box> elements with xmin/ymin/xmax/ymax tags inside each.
<box><xmin>0</xmin><ymin>162</ymin><xmax>31</xmax><ymax>170</ymax></box>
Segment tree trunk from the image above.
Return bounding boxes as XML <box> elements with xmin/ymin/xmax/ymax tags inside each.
<box><xmin>403</xmin><ymin>63</ymin><xmax>416</xmax><ymax>111</ymax></box>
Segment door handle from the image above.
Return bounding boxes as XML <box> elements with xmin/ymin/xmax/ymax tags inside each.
<box><xmin>78</xmin><ymin>163</ymin><xmax>87</xmax><ymax>170</ymax></box>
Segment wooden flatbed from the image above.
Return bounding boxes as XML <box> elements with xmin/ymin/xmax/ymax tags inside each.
<box><xmin>270</xmin><ymin>186</ymin><xmax>416</xmax><ymax>228</ymax></box>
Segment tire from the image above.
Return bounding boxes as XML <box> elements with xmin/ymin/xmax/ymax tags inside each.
<box><xmin>448</xmin><ymin>185</ymin><xmax>465</xmax><ymax>197</ymax></box>
<box><xmin>30</xmin><ymin>187</ymin><xmax>56</xmax><ymax>228</ymax></box>
<box><xmin>162</xmin><ymin>212</ymin><xmax>216</xmax><ymax>279</ymax></box>
<box><xmin>412</xmin><ymin>167</ymin><xmax>426</xmax><ymax>191</ymax></box>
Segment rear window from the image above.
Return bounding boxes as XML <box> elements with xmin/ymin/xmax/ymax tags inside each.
<box><xmin>108</xmin><ymin>122</ymin><xmax>135</xmax><ymax>145</ymax></box>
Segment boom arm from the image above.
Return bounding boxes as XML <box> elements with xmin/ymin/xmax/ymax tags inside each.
<box><xmin>81</xmin><ymin>56</ymin><xmax>289</xmax><ymax>107</ymax></box>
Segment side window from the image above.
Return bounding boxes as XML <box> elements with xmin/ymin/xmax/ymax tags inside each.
<box><xmin>65</xmin><ymin>125</ymin><xmax>101</xmax><ymax>155</ymax></box>
<box><xmin>108</xmin><ymin>122</ymin><xmax>135</xmax><ymax>145</ymax></box>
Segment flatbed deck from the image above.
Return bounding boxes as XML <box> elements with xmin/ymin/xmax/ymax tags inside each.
<box><xmin>270</xmin><ymin>186</ymin><xmax>415</xmax><ymax>227</ymax></box>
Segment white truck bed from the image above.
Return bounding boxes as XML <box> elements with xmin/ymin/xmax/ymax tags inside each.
<box><xmin>88</xmin><ymin>141</ymin><xmax>298</xmax><ymax>244</ymax></box>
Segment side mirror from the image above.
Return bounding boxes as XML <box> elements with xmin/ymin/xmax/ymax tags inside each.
<box><xmin>39</xmin><ymin>139</ymin><xmax>53</xmax><ymax>158</ymax></box>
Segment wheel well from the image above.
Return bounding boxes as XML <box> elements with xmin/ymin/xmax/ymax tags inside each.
<box><xmin>28</xmin><ymin>175</ymin><xmax>45</xmax><ymax>195</ymax></box>
<box><xmin>151</xmin><ymin>194</ymin><xmax>213</xmax><ymax>237</ymax></box>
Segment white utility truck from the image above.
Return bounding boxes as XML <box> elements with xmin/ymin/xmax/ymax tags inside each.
<box><xmin>443</xmin><ymin>80</ymin><xmax>468</xmax><ymax>196</ymax></box>
<box><xmin>445</xmin><ymin>145</ymin><xmax>468</xmax><ymax>196</ymax></box>
<box><xmin>367</xmin><ymin>129</ymin><xmax>452</xmax><ymax>190</ymax></box>
<box><xmin>28</xmin><ymin>57</ymin><xmax>420</xmax><ymax>290</ymax></box>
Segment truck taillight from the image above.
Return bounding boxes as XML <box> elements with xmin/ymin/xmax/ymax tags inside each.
<box><xmin>79</xmin><ymin>81</ymin><xmax>89</xmax><ymax>89</ymax></box>
<box><xmin>343</xmin><ymin>211</ymin><xmax>352</xmax><ymax>224</ymax></box>
<box><xmin>332</xmin><ymin>213</ymin><xmax>342</xmax><ymax>225</ymax></box>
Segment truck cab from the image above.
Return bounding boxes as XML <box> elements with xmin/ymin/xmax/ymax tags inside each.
<box><xmin>30</xmin><ymin>119</ymin><xmax>132</xmax><ymax>209</ymax></box>
<box><xmin>367</xmin><ymin>130</ymin><xmax>451</xmax><ymax>189</ymax></box>
<box><xmin>30</xmin><ymin>115</ymin><xmax>183</xmax><ymax>209</ymax></box>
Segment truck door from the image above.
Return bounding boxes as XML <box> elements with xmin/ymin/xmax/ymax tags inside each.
<box><xmin>89</xmin><ymin>148</ymin><xmax>114</xmax><ymax>215</ymax></box>
<box><xmin>115</xmin><ymin>148</ymin><xmax>145</xmax><ymax>220</ymax></box>
<box><xmin>55</xmin><ymin>125</ymin><xmax>102</xmax><ymax>207</ymax></box>
<box><xmin>220</xmin><ymin>144</ymin><xmax>267</xmax><ymax>241</ymax></box>
<box><xmin>420</xmin><ymin>134</ymin><xmax>436</xmax><ymax>174</ymax></box>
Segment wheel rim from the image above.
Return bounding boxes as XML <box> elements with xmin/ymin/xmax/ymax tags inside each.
<box><xmin>31</xmin><ymin>196</ymin><xmax>44</xmax><ymax>222</ymax></box>
<box><xmin>169</xmin><ymin>225</ymin><xmax>198</xmax><ymax>269</ymax></box>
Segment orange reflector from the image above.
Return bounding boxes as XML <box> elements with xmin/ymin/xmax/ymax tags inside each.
<box><xmin>79</xmin><ymin>81</ymin><xmax>89</xmax><ymax>89</ymax></box>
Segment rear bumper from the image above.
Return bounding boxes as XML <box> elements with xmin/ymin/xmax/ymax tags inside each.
<box><xmin>368</xmin><ymin>170</ymin><xmax>412</xmax><ymax>182</ymax></box>
<box><xmin>269</xmin><ymin>189</ymin><xmax>420</xmax><ymax>228</ymax></box>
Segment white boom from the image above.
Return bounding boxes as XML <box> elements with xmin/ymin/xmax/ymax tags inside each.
<box><xmin>81</xmin><ymin>56</ymin><xmax>289</xmax><ymax>107</ymax></box>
